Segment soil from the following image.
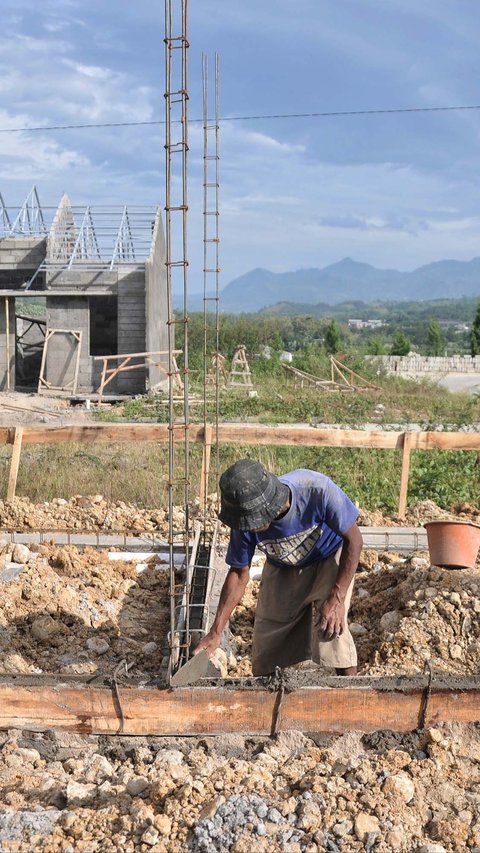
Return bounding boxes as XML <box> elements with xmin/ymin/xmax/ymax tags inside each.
<box><xmin>1</xmin><ymin>496</ymin><xmax>478</xmax><ymax>537</ymax></box>
<box><xmin>0</xmin><ymin>544</ymin><xmax>170</xmax><ymax>678</ymax></box>
<box><xmin>358</xmin><ymin>499</ymin><xmax>480</xmax><ymax>528</ymax></box>
<box><xmin>0</xmin><ymin>496</ymin><xmax>217</xmax><ymax>537</ymax></box>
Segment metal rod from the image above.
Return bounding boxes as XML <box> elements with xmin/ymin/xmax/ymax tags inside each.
<box><xmin>5</xmin><ymin>297</ymin><xmax>10</xmax><ymax>391</ymax></box>
<box><xmin>165</xmin><ymin>0</ymin><xmax>191</xmax><ymax>673</ymax></box>
<box><xmin>202</xmin><ymin>52</ymin><xmax>221</xmax><ymax>526</ymax></box>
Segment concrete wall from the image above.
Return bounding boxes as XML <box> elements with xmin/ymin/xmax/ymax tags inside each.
<box><xmin>45</xmin><ymin>267</ymin><xmax>118</xmax><ymax>293</ymax></box>
<box><xmin>0</xmin><ymin>297</ymin><xmax>15</xmax><ymax>390</ymax></box>
<box><xmin>46</xmin><ymin>283</ymin><xmax>148</xmax><ymax>396</ymax></box>
<box><xmin>116</xmin><ymin>268</ymin><xmax>147</xmax><ymax>394</ymax></box>
<box><xmin>368</xmin><ymin>355</ymin><xmax>480</xmax><ymax>374</ymax></box>
<box><xmin>0</xmin><ymin>237</ymin><xmax>47</xmax><ymax>289</ymax></box>
<box><xmin>45</xmin><ymin>297</ymin><xmax>91</xmax><ymax>392</ymax></box>
<box><xmin>0</xmin><ymin>237</ymin><xmax>47</xmax><ymax>271</ymax></box>
<box><xmin>145</xmin><ymin>211</ymin><xmax>170</xmax><ymax>390</ymax></box>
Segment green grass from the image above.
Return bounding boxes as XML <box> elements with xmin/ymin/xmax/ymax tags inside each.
<box><xmin>94</xmin><ymin>371</ymin><xmax>480</xmax><ymax>428</ymax></box>
<box><xmin>1</xmin><ymin>366</ymin><xmax>478</xmax><ymax>513</ymax></box>
<box><xmin>1</xmin><ymin>441</ymin><xmax>478</xmax><ymax>514</ymax></box>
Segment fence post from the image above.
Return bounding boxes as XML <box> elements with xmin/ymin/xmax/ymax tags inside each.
<box><xmin>7</xmin><ymin>426</ymin><xmax>24</xmax><ymax>502</ymax></box>
<box><xmin>398</xmin><ymin>431</ymin><xmax>413</xmax><ymax>519</ymax></box>
<box><xmin>199</xmin><ymin>425</ymin><xmax>213</xmax><ymax>510</ymax></box>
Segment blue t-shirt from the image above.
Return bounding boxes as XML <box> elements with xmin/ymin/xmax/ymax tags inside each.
<box><xmin>225</xmin><ymin>469</ymin><xmax>359</xmax><ymax>570</ymax></box>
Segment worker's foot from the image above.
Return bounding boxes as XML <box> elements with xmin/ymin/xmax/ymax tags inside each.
<box><xmin>335</xmin><ymin>666</ymin><xmax>357</xmax><ymax>676</ymax></box>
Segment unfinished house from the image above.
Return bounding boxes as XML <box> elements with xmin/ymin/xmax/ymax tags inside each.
<box><xmin>0</xmin><ymin>186</ymin><xmax>170</xmax><ymax>396</ymax></box>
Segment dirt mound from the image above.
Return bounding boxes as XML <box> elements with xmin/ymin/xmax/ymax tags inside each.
<box><xmin>228</xmin><ymin>553</ymin><xmax>480</xmax><ymax>679</ymax></box>
<box><xmin>358</xmin><ymin>499</ymin><xmax>480</xmax><ymax>528</ymax></box>
<box><xmin>350</xmin><ymin>556</ymin><xmax>480</xmax><ymax>676</ymax></box>
<box><xmin>0</xmin><ymin>495</ymin><xmax>225</xmax><ymax>538</ymax></box>
<box><xmin>1</xmin><ymin>496</ymin><xmax>477</xmax><ymax>536</ymax></box>
<box><xmin>0</xmin><ymin>544</ymin><xmax>169</xmax><ymax>678</ymax></box>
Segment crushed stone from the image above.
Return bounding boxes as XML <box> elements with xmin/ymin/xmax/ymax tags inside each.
<box><xmin>0</xmin><ymin>725</ymin><xmax>478</xmax><ymax>851</ymax></box>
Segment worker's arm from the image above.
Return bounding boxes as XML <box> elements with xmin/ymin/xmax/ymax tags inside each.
<box><xmin>317</xmin><ymin>523</ymin><xmax>363</xmax><ymax>639</ymax></box>
<box><xmin>193</xmin><ymin>564</ymin><xmax>250</xmax><ymax>657</ymax></box>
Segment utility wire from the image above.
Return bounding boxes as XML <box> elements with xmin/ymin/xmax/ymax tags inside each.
<box><xmin>0</xmin><ymin>103</ymin><xmax>480</xmax><ymax>134</ymax></box>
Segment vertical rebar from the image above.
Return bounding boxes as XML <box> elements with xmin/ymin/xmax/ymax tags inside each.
<box><xmin>202</xmin><ymin>53</ymin><xmax>221</xmax><ymax>525</ymax></box>
<box><xmin>5</xmin><ymin>298</ymin><xmax>10</xmax><ymax>392</ymax></box>
<box><xmin>165</xmin><ymin>0</ymin><xmax>191</xmax><ymax>673</ymax></box>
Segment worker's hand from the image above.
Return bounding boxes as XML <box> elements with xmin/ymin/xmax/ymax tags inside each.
<box><xmin>315</xmin><ymin>592</ymin><xmax>345</xmax><ymax>640</ymax></box>
<box><xmin>193</xmin><ymin>629</ymin><xmax>221</xmax><ymax>658</ymax></box>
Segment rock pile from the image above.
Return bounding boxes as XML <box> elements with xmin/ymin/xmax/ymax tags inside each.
<box><xmin>0</xmin><ymin>725</ymin><xmax>479</xmax><ymax>851</ymax></box>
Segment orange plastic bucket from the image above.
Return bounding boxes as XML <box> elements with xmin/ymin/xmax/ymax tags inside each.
<box><xmin>425</xmin><ymin>520</ymin><xmax>480</xmax><ymax>569</ymax></box>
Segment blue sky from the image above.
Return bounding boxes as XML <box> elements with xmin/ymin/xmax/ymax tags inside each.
<box><xmin>1</xmin><ymin>0</ymin><xmax>480</xmax><ymax>291</ymax></box>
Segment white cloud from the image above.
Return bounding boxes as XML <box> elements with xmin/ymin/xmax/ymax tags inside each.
<box><xmin>0</xmin><ymin>31</ymin><xmax>155</xmax><ymax>125</ymax></box>
<box><xmin>0</xmin><ymin>110</ymin><xmax>89</xmax><ymax>179</ymax></box>
<box><xmin>242</xmin><ymin>131</ymin><xmax>306</xmax><ymax>154</ymax></box>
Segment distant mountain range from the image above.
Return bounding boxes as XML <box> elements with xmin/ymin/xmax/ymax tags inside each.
<box><xmin>187</xmin><ymin>257</ymin><xmax>480</xmax><ymax>314</ymax></box>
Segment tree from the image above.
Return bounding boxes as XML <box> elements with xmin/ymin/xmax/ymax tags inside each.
<box><xmin>470</xmin><ymin>302</ymin><xmax>480</xmax><ymax>357</ymax></box>
<box><xmin>324</xmin><ymin>320</ymin><xmax>342</xmax><ymax>355</ymax></box>
<box><xmin>390</xmin><ymin>331</ymin><xmax>410</xmax><ymax>356</ymax></box>
<box><xmin>367</xmin><ymin>336</ymin><xmax>386</xmax><ymax>355</ymax></box>
<box><xmin>427</xmin><ymin>320</ymin><xmax>445</xmax><ymax>356</ymax></box>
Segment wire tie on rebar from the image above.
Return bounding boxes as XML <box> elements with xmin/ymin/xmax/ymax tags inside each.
<box><xmin>268</xmin><ymin>666</ymin><xmax>290</xmax><ymax>738</ymax></box>
<box><xmin>110</xmin><ymin>659</ymin><xmax>132</xmax><ymax>735</ymax></box>
<box><xmin>418</xmin><ymin>660</ymin><xmax>434</xmax><ymax>729</ymax></box>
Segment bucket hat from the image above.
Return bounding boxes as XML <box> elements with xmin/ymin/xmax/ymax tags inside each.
<box><xmin>218</xmin><ymin>459</ymin><xmax>290</xmax><ymax>531</ymax></box>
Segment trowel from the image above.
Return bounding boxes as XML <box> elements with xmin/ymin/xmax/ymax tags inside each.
<box><xmin>170</xmin><ymin>650</ymin><xmax>209</xmax><ymax>687</ymax></box>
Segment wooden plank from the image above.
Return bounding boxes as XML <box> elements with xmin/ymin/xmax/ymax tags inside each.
<box><xmin>217</xmin><ymin>425</ymin><xmax>480</xmax><ymax>451</ymax></box>
<box><xmin>6</xmin><ymin>426</ymin><xmax>23</xmax><ymax>501</ymax></box>
<box><xmin>0</xmin><ymin>681</ymin><xmax>478</xmax><ymax>736</ymax></box>
<box><xmin>0</xmin><ymin>423</ymin><xmax>477</xmax><ymax>452</ymax></box>
<box><xmin>398</xmin><ymin>431</ymin><xmax>413</xmax><ymax>518</ymax></box>
<box><xmin>14</xmin><ymin>424</ymin><xmax>204</xmax><ymax>445</ymax></box>
<box><xmin>217</xmin><ymin>425</ymin><xmax>402</xmax><ymax>448</ymax></box>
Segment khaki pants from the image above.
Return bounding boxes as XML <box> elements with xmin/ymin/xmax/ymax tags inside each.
<box><xmin>251</xmin><ymin>548</ymin><xmax>357</xmax><ymax>676</ymax></box>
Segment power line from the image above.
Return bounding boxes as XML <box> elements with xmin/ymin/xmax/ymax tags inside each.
<box><xmin>0</xmin><ymin>103</ymin><xmax>480</xmax><ymax>134</ymax></box>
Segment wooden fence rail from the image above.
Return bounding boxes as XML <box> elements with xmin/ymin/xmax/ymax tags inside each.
<box><xmin>1</xmin><ymin>423</ymin><xmax>479</xmax><ymax>516</ymax></box>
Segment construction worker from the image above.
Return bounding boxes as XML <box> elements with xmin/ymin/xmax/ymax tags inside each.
<box><xmin>194</xmin><ymin>458</ymin><xmax>362</xmax><ymax>676</ymax></box>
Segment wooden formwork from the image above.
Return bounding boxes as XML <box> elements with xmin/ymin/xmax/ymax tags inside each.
<box><xmin>0</xmin><ymin>676</ymin><xmax>478</xmax><ymax>737</ymax></box>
